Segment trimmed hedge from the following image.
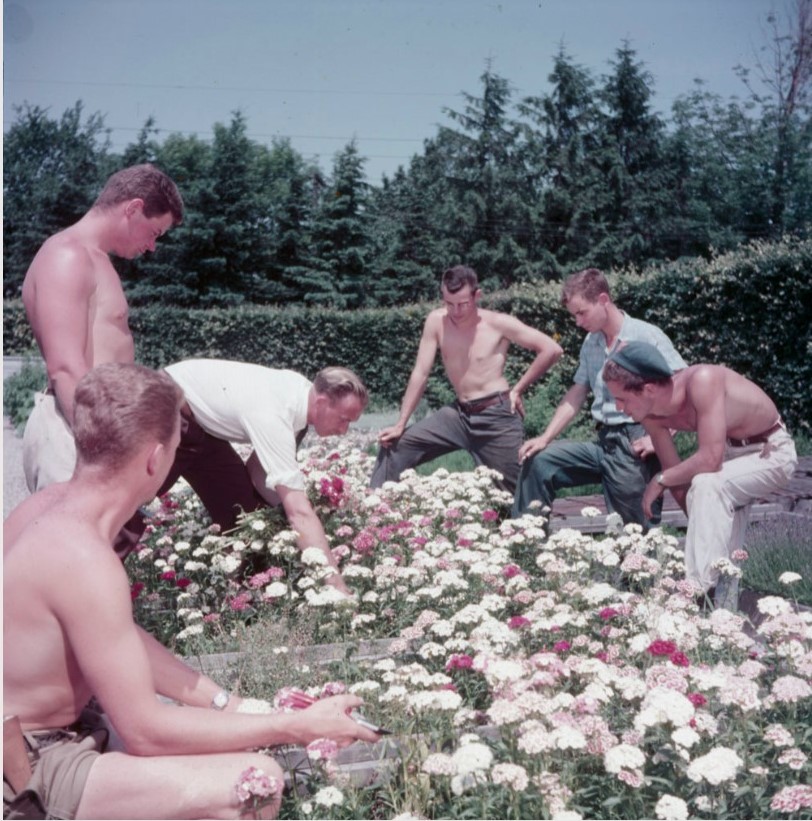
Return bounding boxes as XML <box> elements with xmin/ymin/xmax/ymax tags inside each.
<box><xmin>4</xmin><ymin>237</ymin><xmax>810</xmax><ymax>432</ymax></box>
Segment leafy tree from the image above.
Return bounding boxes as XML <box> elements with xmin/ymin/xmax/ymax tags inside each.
<box><xmin>440</xmin><ymin>66</ymin><xmax>534</xmax><ymax>288</ymax></box>
<box><xmin>592</xmin><ymin>43</ymin><xmax>670</xmax><ymax>268</ymax></box>
<box><xmin>303</xmin><ymin>141</ymin><xmax>374</xmax><ymax>308</ymax></box>
<box><xmin>2</xmin><ymin>102</ymin><xmax>110</xmax><ymax>297</ymax></box>
<box><xmin>518</xmin><ymin>47</ymin><xmax>603</xmax><ymax>270</ymax></box>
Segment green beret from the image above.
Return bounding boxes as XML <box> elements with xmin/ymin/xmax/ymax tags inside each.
<box><xmin>607</xmin><ymin>340</ymin><xmax>673</xmax><ymax>379</ymax></box>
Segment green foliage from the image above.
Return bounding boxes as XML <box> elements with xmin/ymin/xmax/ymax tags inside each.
<box><xmin>4</xmin><ymin>237</ymin><xmax>811</xmax><ymax>431</ymax></box>
<box><xmin>3</xmin><ymin>362</ymin><xmax>47</xmax><ymax>431</ymax></box>
<box><xmin>741</xmin><ymin>515</ymin><xmax>812</xmax><ymax>606</ymax></box>
<box><xmin>5</xmin><ymin>11</ymin><xmax>810</xmax><ymax>307</ymax></box>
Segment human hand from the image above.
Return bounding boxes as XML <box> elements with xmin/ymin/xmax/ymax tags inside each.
<box><xmin>324</xmin><ymin>572</ymin><xmax>355</xmax><ymax>599</ymax></box>
<box><xmin>631</xmin><ymin>435</ymin><xmax>656</xmax><ymax>459</ymax></box>
<box><xmin>518</xmin><ymin>436</ymin><xmax>547</xmax><ymax>463</ymax></box>
<box><xmin>509</xmin><ymin>389</ymin><xmax>525</xmax><ymax>419</ymax></box>
<box><xmin>378</xmin><ymin>423</ymin><xmax>404</xmax><ymax>448</ymax></box>
<box><xmin>298</xmin><ymin>694</ymin><xmax>381</xmax><ymax>746</ymax></box>
<box><xmin>642</xmin><ymin>477</ymin><xmax>664</xmax><ymax>519</ymax></box>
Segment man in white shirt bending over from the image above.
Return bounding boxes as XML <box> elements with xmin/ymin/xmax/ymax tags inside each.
<box><xmin>161</xmin><ymin>359</ymin><xmax>368</xmax><ymax>597</ymax></box>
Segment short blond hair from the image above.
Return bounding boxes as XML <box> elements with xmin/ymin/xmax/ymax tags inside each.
<box><xmin>73</xmin><ymin>363</ymin><xmax>184</xmax><ymax>472</ymax></box>
<box><xmin>312</xmin><ymin>366</ymin><xmax>368</xmax><ymax>407</ymax></box>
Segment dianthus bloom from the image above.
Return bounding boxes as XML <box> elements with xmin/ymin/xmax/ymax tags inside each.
<box><xmin>647</xmin><ymin>639</ymin><xmax>678</xmax><ymax>657</ymax></box>
<box><xmin>422</xmin><ymin>752</ymin><xmax>457</xmax><ymax>776</ymax></box>
<box><xmin>686</xmin><ymin>746</ymin><xmax>743</xmax><ymax>785</ymax></box>
<box><xmin>654</xmin><ymin>794</ymin><xmax>689</xmax><ymax>820</ymax></box>
<box><xmin>604</xmin><ymin>744</ymin><xmax>646</xmax><ymax>774</ymax></box>
<box><xmin>312</xmin><ymin>786</ymin><xmax>345</xmax><ymax>808</ymax></box>
<box><xmin>771</xmin><ymin>675</ymin><xmax>812</xmax><ymax>703</ymax></box>
<box><xmin>234</xmin><ymin>766</ymin><xmax>279</xmax><ymax>804</ymax></box>
<box><xmin>491</xmin><ymin>762</ymin><xmax>530</xmax><ymax>791</ymax></box>
<box><xmin>770</xmin><ymin>784</ymin><xmax>812</xmax><ymax>813</ymax></box>
<box><xmin>306</xmin><ymin>738</ymin><xmax>339</xmax><ymax>761</ymax></box>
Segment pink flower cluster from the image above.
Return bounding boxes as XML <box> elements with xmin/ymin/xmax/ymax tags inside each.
<box><xmin>234</xmin><ymin>766</ymin><xmax>279</xmax><ymax>804</ymax></box>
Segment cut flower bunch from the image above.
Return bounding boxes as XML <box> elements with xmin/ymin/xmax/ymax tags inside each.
<box><xmin>128</xmin><ymin>432</ymin><xmax>812</xmax><ymax>820</ymax></box>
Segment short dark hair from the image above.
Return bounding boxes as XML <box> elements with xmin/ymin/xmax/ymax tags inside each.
<box><xmin>562</xmin><ymin>268</ymin><xmax>611</xmax><ymax>306</ymax></box>
<box><xmin>93</xmin><ymin>164</ymin><xmax>184</xmax><ymax>225</ymax></box>
<box><xmin>442</xmin><ymin>265</ymin><xmax>479</xmax><ymax>294</ymax></box>
<box><xmin>73</xmin><ymin>363</ymin><xmax>184</xmax><ymax>472</ymax></box>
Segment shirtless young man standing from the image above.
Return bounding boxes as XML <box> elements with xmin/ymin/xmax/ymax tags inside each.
<box><xmin>21</xmin><ymin>163</ymin><xmax>184</xmax><ymax>493</ymax></box>
<box><xmin>602</xmin><ymin>341</ymin><xmax>798</xmax><ymax>605</ymax></box>
<box><xmin>370</xmin><ymin>265</ymin><xmax>563</xmax><ymax>494</ymax></box>
<box><xmin>3</xmin><ymin>364</ymin><xmax>378</xmax><ymax>820</ymax></box>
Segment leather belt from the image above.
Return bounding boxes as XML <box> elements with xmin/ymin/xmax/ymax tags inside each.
<box><xmin>727</xmin><ymin>420</ymin><xmax>783</xmax><ymax>448</ymax></box>
<box><xmin>458</xmin><ymin>391</ymin><xmax>509</xmax><ymax>415</ymax></box>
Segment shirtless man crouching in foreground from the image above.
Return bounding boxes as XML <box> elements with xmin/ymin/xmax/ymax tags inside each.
<box><xmin>3</xmin><ymin>364</ymin><xmax>378</xmax><ymax>820</ymax></box>
<box><xmin>602</xmin><ymin>341</ymin><xmax>798</xmax><ymax>608</ymax></box>
<box><xmin>370</xmin><ymin>265</ymin><xmax>563</xmax><ymax>494</ymax></box>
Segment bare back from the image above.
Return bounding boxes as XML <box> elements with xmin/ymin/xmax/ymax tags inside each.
<box><xmin>3</xmin><ymin>485</ymin><xmax>130</xmax><ymax>729</ymax></box>
<box><xmin>436</xmin><ymin>308</ymin><xmax>512</xmax><ymax>400</ymax></box>
<box><xmin>651</xmin><ymin>365</ymin><xmax>780</xmax><ymax>439</ymax></box>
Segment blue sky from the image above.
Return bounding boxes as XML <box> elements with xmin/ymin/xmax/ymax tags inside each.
<box><xmin>4</xmin><ymin>0</ymin><xmax>776</xmax><ymax>182</ymax></box>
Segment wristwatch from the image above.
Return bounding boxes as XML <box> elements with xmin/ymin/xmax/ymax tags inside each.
<box><xmin>211</xmin><ymin>690</ymin><xmax>231</xmax><ymax>711</ymax></box>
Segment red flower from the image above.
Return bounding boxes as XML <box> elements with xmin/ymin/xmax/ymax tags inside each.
<box><xmin>130</xmin><ymin>582</ymin><xmax>145</xmax><ymax>600</ymax></box>
<box><xmin>553</xmin><ymin>640</ymin><xmax>571</xmax><ymax>654</ymax></box>
<box><xmin>160</xmin><ymin>570</ymin><xmax>176</xmax><ymax>581</ymax></box>
<box><xmin>175</xmin><ymin>577</ymin><xmax>192</xmax><ymax>589</ymax></box>
<box><xmin>446</xmin><ymin>654</ymin><xmax>474</xmax><ymax>671</ymax></box>
<box><xmin>598</xmin><ymin>607</ymin><xmax>620</xmax><ymax>621</ymax></box>
<box><xmin>508</xmin><ymin>615</ymin><xmax>531</xmax><ymax>630</ymax></box>
<box><xmin>687</xmin><ymin>692</ymin><xmax>707</xmax><ymax>707</ymax></box>
<box><xmin>502</xmin><ymin>564</ymin><xmax>522</xmax><ymax>579</ymax></box>
<box><xmin>670</xmin><ymin>651</ymin><xmax>690</xmax><ymax>667</ymax></box>
<box><xmin>647</xmin><ymin>639</ymin><xmax>678</xmax><ymax>657</ymax></box>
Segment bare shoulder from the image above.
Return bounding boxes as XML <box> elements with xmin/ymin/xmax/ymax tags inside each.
<box><xmin>424</xmin><ymin>307</ymin><xmax>446</xmax><ymax>333</ymax></box>
<box><xmin>26</xmin><ymin>230</ymin><xmax>97</xmax><ymax>291</ymax></box>
<box><xmin>685</xmin><ymin>364</ymin><xmax>725</xmax><ymax>391</ymax></box>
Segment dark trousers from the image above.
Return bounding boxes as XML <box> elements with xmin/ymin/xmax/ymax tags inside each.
<box><xmin>369</xmin><ymin>395</ymin><xmax>524</xmax><ymax>494</ymax></box>
<box><xmin>155</xmin><ymin>411</ymin><xmax>265</xmax><ymax>531</ymax></box>
<box><xmin>512</xmin><ymin>423</ymin><xmax>663</xmax><ymax>527</ymax></box>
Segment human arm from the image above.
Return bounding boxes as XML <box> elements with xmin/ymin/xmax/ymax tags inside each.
<box><xmin>518</xmin><ymin>383</ymin><xmax>589</xmax><ymax>462</ymax></box>
<box><xmin>497</xmin><ymin>315</ymin><xmax>563</xmax><ymax>417</ymax></box>
<box><xmin>277</xmin><ymin>485</ymin><xmax>352</xmax><ymax>596</ymax></box>
<box><xmin>62</xmin><ymin>553</ymin><xmax>375</xmax><ymax>755</ymax></box>
<box><xmin>378</xmin><ymin>315</ymin><xmax>439</xmax><ymax>447</ymax></box>
<box><xmin>28</xmin><ymin>246</ymin><xmax>96</xmax><ymax>426</ymax></box>
<box><xmin>137</xmin><ymin>627</ymin><xmax>246</xmax><ymax>712</ymax></box>
<box><xmin>640</xmin><ymin>369</ymin><xmax>727</xmax><ymax>517</ymax></box>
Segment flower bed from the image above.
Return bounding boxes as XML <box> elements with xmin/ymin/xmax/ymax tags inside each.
<box><xmin>130</xmin><ymin>433</ymin><xmax>812</xmax><ymax>820</ymax></box>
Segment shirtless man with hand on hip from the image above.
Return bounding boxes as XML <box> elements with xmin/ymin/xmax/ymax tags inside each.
<box><xmin>370</xmin><ymin>264</ymin><xmax>563</xmax><ymax>494</ymax></box>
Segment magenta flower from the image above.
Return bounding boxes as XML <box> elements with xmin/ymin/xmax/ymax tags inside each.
<box><xmin>670</xmin><ymin>651</ymin><xmax>690</xmax><ymax>667</ymax></box>
<box><xmin>482</xmin><ymin>508</ymin><xmax>499</xmax><ymax>522</ymax></box>
<box><xmin>598</xmin><ymin>607</ymin><xmax>620</xmax><ymax>621</ymax></box>
<box><xmin>508</xmin><ymin>615</ymin><xmax>532</xmax><ymax>630</ymax></box>
<box><xmin>647</xmin><ymin>639</ymin><xmax>678</xmax><ymax>657</ymax></box>
<box><xmin>553</xmin><ymin>640</ymin><xmax>572</xmax><ymax>654</ymax></box>
<box><xmin>446</xmin><ymin>654</ymin><xmax>474</xmax><ymax>671</ymax></box>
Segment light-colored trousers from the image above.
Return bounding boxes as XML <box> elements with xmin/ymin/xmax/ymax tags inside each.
<box><xmin>23</xmin><ymin>391</ymin><xmax>76</xmax><ymax>492</ymax></box>
<box><xmin>684</xmin><ymin>428</ymin><xmax>797</xmax><ymax>590</ymax></box>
